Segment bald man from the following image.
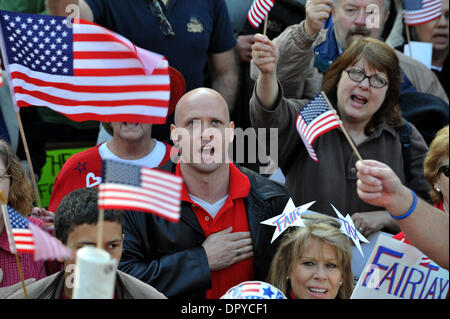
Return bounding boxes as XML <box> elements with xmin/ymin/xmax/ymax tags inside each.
<box><xmin>118</xmin><ymin>88</ymin><xmax>290</xmax><ymax>299</ymax></box>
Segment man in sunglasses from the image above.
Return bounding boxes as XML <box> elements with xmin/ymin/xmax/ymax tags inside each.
<box><xmin>48</xmin><ymin>0</ymin><xmax>239</xmax><ymax>142</ymax></box>
<box><xmin>250</xmin><ymin>0</ymin><xmax>448</xmax><ymax>104</ymax></box>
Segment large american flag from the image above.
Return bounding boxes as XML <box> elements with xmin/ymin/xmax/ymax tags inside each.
<box><xmin>1</xmin><ymin>205</ymin><xmax>72</xmax><ymax>261</ymax></box>
<box><xmin>98</xmin><ymin>160</ymin><xmax>183</xmax><ymax>222</ymax></box>
<box><xmin>296</xmin><ymin>92</ymin><xmax>341</xmax><ymax>162</ymax></box>
<box><xmin>402</xmin><ymin>0</ymin><xmax>442</xmax><ymax>25</ymax></box>
<box><xmin>248</xmin><ymin>0</ymin><xmax>275</xmax><ymax>29</ymax></box>
<box><xmin>0</xmin><ymin>10</ymin><xmax>170</xmax><ymax>123</ymax></box>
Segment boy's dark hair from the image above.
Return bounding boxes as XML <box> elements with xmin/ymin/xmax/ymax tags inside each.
<box><xmin>55</xmin><ymin>187</ymin><xmax>123</xmax><ymax>244</ymax></box>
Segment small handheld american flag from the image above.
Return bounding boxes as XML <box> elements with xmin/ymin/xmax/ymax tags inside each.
<box><xmin>1</xmin><ymin>205</ymin><xmax>72</xmax><ymax>261</ymax></box>
<box><xmin>402</xmin><ymin>0</ymin><xmax>442</xmax><ymax>25</ymax></box>
<box><xmin>248</xmin><ymin>0</ymin><xmax>275</xmax><ymax>29</ymax></box>
<box><xmin>98</xmin><ymin>160</ymin><xmax>183</xmax><ymax>222</ymax></box>
<box><xmin>0</xmin><ymin>10</ymin><xmax>170</xmax><ymax>123</ymax></box>
<box><xmin>296</xmin><ymin>92</ymin><xmax>341</xmax><ymax>162</ymax></box>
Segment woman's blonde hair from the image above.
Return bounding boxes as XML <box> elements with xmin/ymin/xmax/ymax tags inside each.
<box><xmin>0</xmin><ymin>139</ymin><xmax>34</xmax><ymax>215</ymax></box>
<box><xmin>267</xmin><ymin>214</ymin><xmax>353</xmax><ymax>299</ymax></box>
<box><xmin>424</xmin><ymin>125</ymin><xmax>449</xmax><ymax>203</ymax></box>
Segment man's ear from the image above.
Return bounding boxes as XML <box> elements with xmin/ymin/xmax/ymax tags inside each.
<box><xmin>228</xmin><ymin>121</ymin><xmax>235</xmax><ymax>144</ymax></box>
<box><xmin>170</xmin><ymin>124</ymin><xmax>178</xmax><ymax>144</ymax></box>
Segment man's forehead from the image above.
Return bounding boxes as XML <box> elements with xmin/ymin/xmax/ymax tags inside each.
<box><xmin>69</xmin><ymin>222</ymin><xmax>122</xmax><ymax>240</ymax></box>
<box><xmin>182</xmin><ymin>108</ymin><xmax>228</xmax><ymax>121</ymax></box>
<box><xmin>338</xmin><ymin>0</ymin><xmax>385</xmax><ymax>7</ymax></box>
<box><xmin>176</xmin><ymin>97</ymin><xmax>229</xmax><ymax>123</ymax></box>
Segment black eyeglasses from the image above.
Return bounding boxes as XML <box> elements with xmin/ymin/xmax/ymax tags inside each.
<box><xmin>345</xmin><ymin>69</ymin><xmax>388</xmax><ymax>88</ymax></box>
<box><xmin>149</xmin><ymin>0</ymin><xmax>175</xmax><ymax>36</ymax></box>
<box><xmin>438</xmin><ymin>164</ymin><xmax>449</xmax><ymax>177</ymax></box>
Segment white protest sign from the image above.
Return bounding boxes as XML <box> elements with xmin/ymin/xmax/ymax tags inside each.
<box><xmin>403</xmin><ymin>41</ymin><xmax>433</xmax><ymax>69</ymax></box>
<box><xmin>351</xmin><ymin>235</ymin><xmax>449</xmax><ymax>299</ymax></box>
<box><xmin>351</xmin><ymin>231</ymin><xmax>393</xmax><ymax>286</ymax></box>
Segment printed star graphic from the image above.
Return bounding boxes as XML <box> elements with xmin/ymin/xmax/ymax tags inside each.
<box><xmin>331</xmin><ymin>204</ymin><xmax>369</xmax><ymax>257</ymax></box>
<box><xmin>262</xmin><ymin>286</ymin><xmax>274</xmax><ymax>298</ymax></box>
<box><xmin>261</xmin><ymin>199</ymin><xmax>316</xmax><ymax>243</ymax></box>
<box><xmin>74</xmin><ymin>161</ymin><xmax>87</xmax><ymax>174</ymax></box>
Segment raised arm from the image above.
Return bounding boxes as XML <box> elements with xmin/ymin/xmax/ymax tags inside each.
<box><xmin>356</xmin><ymin>159</ymin><xmax>449</xmax><ymax>270</ymax></box>
<box><xmin>250</xmin><ymin>0</ymin><xmax>333</xmax><ymax>99</ymax></box>
<box><xmin>252</xmin><ymin>33</ymin><xmax>279</xmax><ymax>109</ymax></box>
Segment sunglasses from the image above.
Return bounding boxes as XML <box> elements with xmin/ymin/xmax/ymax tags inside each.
<box><xmin>149</xmin><ymin>0</ymin><xmax>175</xmax><ymax>36</ymax></box>
<box><xmin>438</xmin><ymin>165</ymin><xmax>449</xmax><ymax>177</ymax></box>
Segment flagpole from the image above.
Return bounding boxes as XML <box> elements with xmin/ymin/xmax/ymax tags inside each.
<box><xmin>97</xmin><ymin>209</ymin><xmax>104</xmax><ymax>249</ymax></box>
<box><xmin>404</xmin><ymin>21</ymin><xmax>413</xmax><ymax>59</ymax></box>
<box><xmin>321</xmin><ymin>91</ymin><xmax>364</xmax><ymax>162</ymax></box>
<box><xmin>15</xmin><ymin>112</ymin><xmax>42</xmax><ymax>208</ymax></box>
<box><xmin>263</xmin><ymin>14</ymin><xmax>269</xmax><ymax>36</ymax></box>
<box><xmin>14</xmin><ymin>254</ymin><xmax>29</xmax><ymax>299</ymax></box>
<box><xmin>0</xmin><ymin>18</ymin><xmax>42</xmax><ymax>209</ymax></box>
<box><xmin>0</xmin><ymin>192</ymin><xmax>28</xmax><ymax>299</ymax></box>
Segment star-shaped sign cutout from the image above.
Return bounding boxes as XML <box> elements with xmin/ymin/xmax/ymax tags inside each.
<box><xmin>261</xmin><ymin>199</ymin><xmax>316</xmax><ymax>243</ymax></box>
<box><xmin>331</xmin><ymin>204</ymin><xmax>369</xmax><ymax>257</ymax></box>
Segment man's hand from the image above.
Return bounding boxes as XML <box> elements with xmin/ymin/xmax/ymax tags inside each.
<box><xmin>351</xmin><ymin>210</ymin><xmax>398</xmax><ymax>238</ymax></box>
<box><xmin>305</xmin><ymin>0</ymin><xmax>334</xmax><ymax>37</ymax></box>
<box><xmin>356</xmin><ymin>160</ymin><xmax>413</xmax><ymax>216</ymax></box>
<box><xmin>202</xmin><ymin>227</ymin><xmax>254</xmax><ymax>272</ymax></box>
<box><xmin>236</xmin><ymin>35</ymin><xmax>255</xmax><ymax>63</ymax></box>
<box><xmin>31</xmin><ymin>207</ymin><xmax>55</xmax><ymax>236</ymax></box>
<box><xmin>252</xmin><ymin>33</ymin><xmax>278</xmax><ymax>75</ymax></box>
<box><xmin>0</xmin><ymin>268</ymin><xmax>35</xmax><ymax>298</ymax></box>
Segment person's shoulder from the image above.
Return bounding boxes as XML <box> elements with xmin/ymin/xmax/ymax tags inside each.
<box><xmin>238</xmin><ymin>165</ymin><xmax>290</xmax><ymax>199</ymax></box>
<box><xmin>58</xmin><ymin>144</ymin><xmax>102</xmax><ymax>171</ymax></box>
<box><xmin>117</xmin><ymin>270</ymin><xmax>167</xmax><ymax>299</ymax></box>
<box><xmin>395</xmin><ymin>49</ymin><xmax>432</xmax><ymax>71</ymax></box>
<box><xmin>8</xmin><ymin>272</ymin><xmax>62</xmax><ymax>299</ymax></box>
<box><xmin>157</xmin><ymin>141</ymin><xmax>176</xmax><ymax>166</ymax></box>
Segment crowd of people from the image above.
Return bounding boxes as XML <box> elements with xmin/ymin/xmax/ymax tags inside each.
<box><xmin>0</xmin><ymin>0</ymin><xmax>448</xmax><ymax>300</ymax></box>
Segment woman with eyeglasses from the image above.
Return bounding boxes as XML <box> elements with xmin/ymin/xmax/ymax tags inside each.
<box><xmin>0</xmin><ymin>139</ymin><xmax>47</xmax><ymax>293</ymax></box>
<box><xmin>393</xmin><ymin>125</ymin><xmax>449</xmax><ymax>244</ymax></box>
<box><xmin>250</xmin><ymin>36</ymin><xmax>430</xmax><ymax>238</ymax></box>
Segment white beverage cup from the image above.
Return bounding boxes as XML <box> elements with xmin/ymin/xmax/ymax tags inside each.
<box><xmin>73</xmin><ymin>246</ymin><xmax>117</xmax><ymax>299</ymax></box>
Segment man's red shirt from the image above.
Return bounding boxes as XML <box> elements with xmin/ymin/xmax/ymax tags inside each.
<box><xmin>176</xmin><ymin>162</ymin><xmax>253</xmax><ymax>299</ymax></box>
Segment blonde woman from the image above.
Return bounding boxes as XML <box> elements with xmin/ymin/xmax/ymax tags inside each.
<box><xmin>394</xmin><ymin>125</ymin><xmax>449</xmax><ymax>244</ymax></box>
<box><xmin>0</xmin><ymin>139</ymin><xmax>47</xmax><ymax>290</ymax></box>
<box><xmin>267</xmin><ymin>214</ymin><xmax>353</xmax><ymax>299</ymax></box>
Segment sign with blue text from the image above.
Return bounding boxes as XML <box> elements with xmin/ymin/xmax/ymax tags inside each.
<box><xmin>351</xmin><ymin>235</ymin><xmax>448</xmax><ymax>299</ymax></box>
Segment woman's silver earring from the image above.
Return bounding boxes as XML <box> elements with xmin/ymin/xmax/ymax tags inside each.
<box><xmin>436</xmin><ymin>187</ymin><xmax>441</xmax><ymax>192</ymax></box>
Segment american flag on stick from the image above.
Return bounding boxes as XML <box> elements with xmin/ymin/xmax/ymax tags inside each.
<box><xmin>98</xmin><ymin>160</ymin><xmax>183</xmax><ymax>222</ymax></box>
<box><xmin>0</xmin><ymin>10</ymin><xmax>170</xmax><ymax>123</ymax></box>
<box><xmin>296</xmin><ymin>92</ymin><xmax>342</xmax><ymax>162</ymax></box>
<box><xmin>1</xmin><ymin>204</ymin><xmax>72</xmax><ymax>261</ymax></box>
<box><xmin>248</xmin><ymin>0</ymin><xmax>275</xmax><ymax>29</ymax></box>
<box><xmin>402</xmin><ymin>0</ymin><xmax>442</xmax><ymax>25</ymax></box>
